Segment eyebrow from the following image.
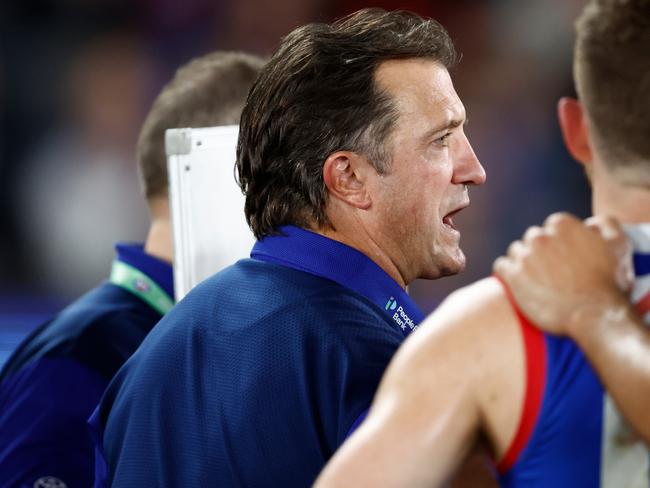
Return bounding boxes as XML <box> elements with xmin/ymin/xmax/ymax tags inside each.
<box><xmin>420</xmin><ymin>116</ymin><xmax>466</xmax><ymax>142</ymax></box>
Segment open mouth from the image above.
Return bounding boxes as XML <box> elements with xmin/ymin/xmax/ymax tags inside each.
<box><xmin>442</xmin><ymin>207</ymin><xmax>466</xmax><ymax>231</ymax></box>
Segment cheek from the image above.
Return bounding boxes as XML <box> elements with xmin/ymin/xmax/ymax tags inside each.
<box><xmin>381</xmin><ymin>155</ymin><xmax>452</xmax><ymax>225</ymax></box>
<box><xmin>416</xmin><ymin>166</ymin><xmax>452</xmax><ymax>215</ymax></box>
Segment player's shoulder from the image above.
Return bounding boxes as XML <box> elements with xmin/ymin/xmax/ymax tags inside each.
<box><xmin>423</xmin><ymin>277</ymin><xmax>516</xmax><ymax>338</ymax></box>
<box><xmin>9</xmin><ymin>283</ymin><xmax>161</xmax><ymax>380</ymax></box>
<box><xmin>386</xmin><ymin>277</ymin><xmax>526</xmax><ymax>455</ymax></box>
<box><xmin>445</xmin><ymin>277</ymin><xmax>510</xmax><ymax>313</ymax></box>
<box><xmin>56</xmin><ymin>282</ymin><xmax>159</xmax><ymax>339</ymax></box>
<box><xmin>53</xmin><ymin>282</ymin><xmax>159</xmax><ymax>331</ymax></box>
<box><xmin>394</xmin><ymin>277</ymin><xmax>522</xmax><ymax>379</ymax></box>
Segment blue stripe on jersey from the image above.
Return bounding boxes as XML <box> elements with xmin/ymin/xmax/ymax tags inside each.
<box><xmin>633</xmin><ymin>252</ymin><xmax>650</xmax><ymax>276</ymax></box>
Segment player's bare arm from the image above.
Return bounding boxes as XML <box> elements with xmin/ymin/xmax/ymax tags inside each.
<box><xmin>315</xmin><ymin>278</ymin><xmax>525</xmax><ymax>488</ymax></box>
<box><xmin>495</xmin><ymin>212</ymin><xmax>650</xmax><ymax>443</ymax></box>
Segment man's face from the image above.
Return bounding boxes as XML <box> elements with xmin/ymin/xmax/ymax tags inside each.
<box><xmin>367</xmin><ymin>59</ymin><xmax>486</xmax><ymax>284</ymax></box>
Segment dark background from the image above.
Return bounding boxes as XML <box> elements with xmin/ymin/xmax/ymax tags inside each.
<box><xmin>0</xmin><ymin>0</ymin><xmax>591</xmax><ymax>363</ymax></box>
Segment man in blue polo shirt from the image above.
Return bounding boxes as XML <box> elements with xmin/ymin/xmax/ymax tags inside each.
<box><xmin>0</xmin><ymin>52</ymin><xmax>264</xmax><ymax>487</ymax></box>
<box><xmin>94</xmin><ymin>9</ymin><xmax>487</xmax><ymax>486</ymax></box>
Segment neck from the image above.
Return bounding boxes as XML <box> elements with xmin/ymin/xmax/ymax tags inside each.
<box><xmin>144</xmin><ymin>218</ymin><xmax>173</xmax><ymax>263</ymax></box>
<box><xmin>592</xmin><ymin>178</ymin><xmax>650</xmax><ymax>225</ymax></box>
<box><xmin>314</xmin><ymin>215</ymin><xmax>408</xmax><ymax>289</ymax></box>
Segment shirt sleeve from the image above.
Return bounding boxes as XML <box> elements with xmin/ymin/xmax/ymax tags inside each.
<box><xmin>0</xmin><ymin>356</ymin><xmax>107</xmax><ymax>488</ymax></box>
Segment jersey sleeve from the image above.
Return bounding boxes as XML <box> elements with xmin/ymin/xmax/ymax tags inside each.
<box><xmin>0</xmin><ymin>356</ymin><xmax>107</xmax><ymax>488</ymax></box>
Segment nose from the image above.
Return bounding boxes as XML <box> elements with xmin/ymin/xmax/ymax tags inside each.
<box><xmin>451</xmin><ymin>133</ymin><xmax>486</xmax><ymax>186</ymax></box>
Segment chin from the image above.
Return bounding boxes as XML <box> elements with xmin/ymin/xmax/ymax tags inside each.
<box><xmin>425</xmin><ymin>248</ymin><xmax>466</xmax><ymax>279</ymax></box>
<box><xmin>439</xmin><ymin>259</ymin><xmax>465</xmax><ymax>277</ymax></box>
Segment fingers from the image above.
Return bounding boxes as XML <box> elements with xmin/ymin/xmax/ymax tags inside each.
<box><xmin>541</xmin><ymin>212</ymin><xmax>582</xmax><ymax>246</ymax></box>
<box><xmin>585</xmin><ymin>215</ymin><xmax>631</xmax><ymax>265</ymax></box>
<box><xmin>496</xmin><ymin>225</ymin><xmax>551</xmax><ymax>278</ymax></box>
<box><xmin>493</xmin><ymin>212</ymin><xmax>631</xmax><ymax>334</ymax></box>
<box><xmin>492</xmin><ymin>255</ymin><xmax>510</xmax><ymax>279</ymax></box>
<box><xmin>585</xmin><ymin>215</ymin><xmax>625</xmax><ymax>243</ymax></box>
<box><xmin>543</xmin><ymin>212</ymin><xmax>627</xmax><ymax>254</ymax></box>
<box><xmin>506</xmin><ymin>239</ymin><xmax>526</xmax><ymax>259</ymax></box>
<box><xmin>544</xmin><ymin>212</ymin><xmax>581</xmax><ymax>233</ymax></box>
<box><xmin>523</xmin><ymin>225</ymin><xmax>544</xmax><ymax>243</ymax></box>
<box><xmin>494</xmin><ymin>213</ymin><xmax>579</xmax><ymax>283</ymax></box>
<box><xmin>493</xmin><ymin>254</ymin><xmax>523</xmax><ymax>282</ymax></box>
<box><xmin>585</xmin><ymin>216</ymin><xmax>633</xmax><ymax>294</ymax></box>
<box><xmin>495</xmin><ymin>212</ymin><xmax>626</xmax><ymax>281</ymax></box>
<box><xmin>495</xmin><ymin>236</ymin><xmax>540</xmax><ymax>283</ymax></box>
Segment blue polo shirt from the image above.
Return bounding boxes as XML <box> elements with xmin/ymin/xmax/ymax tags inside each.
<box><xmin>0</xmin><ymin>244</ymin><xmax>172</xmax><ymax>488</ymax></box>
<box><xmin>94</xmin><ymin>226</ymin><xmax>423</xmax><ymax>486</ymax></box>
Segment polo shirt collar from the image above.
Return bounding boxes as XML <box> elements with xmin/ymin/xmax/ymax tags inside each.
<box><xmin>114</xmin><ymin>243</ymin><xmax>174</xmax><ymax>299</ymax></box>
<box><xmin>251</xmin><ymin>226</ymin><xmax>424</xmax><ymax>336</ymax></box>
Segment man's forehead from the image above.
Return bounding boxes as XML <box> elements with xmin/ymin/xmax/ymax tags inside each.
<box><xmin>375</xmin><ymin>58</ymin><xmax>465</xmax><ymax>122</ymax></box>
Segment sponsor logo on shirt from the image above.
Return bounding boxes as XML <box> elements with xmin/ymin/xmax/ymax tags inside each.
<box><xmin>386</xmin><ymin>297</ymin><xmax>418</xmax><ymax>332</ymax></box>
<box><xmin>385</xmin><ymin>297</ymin><xmax>398</xmax><ymax>311</ymax></box>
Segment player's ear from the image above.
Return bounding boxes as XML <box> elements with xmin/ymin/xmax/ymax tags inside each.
<box><xmin>322</xmin><ymin>151</ymin><xmax>372</xmax><ymax>209</ymax></box>
<box><xmin>558</xmin><ymin>97</ymin><xmax>593</xmax><ymax>166</ymax></box>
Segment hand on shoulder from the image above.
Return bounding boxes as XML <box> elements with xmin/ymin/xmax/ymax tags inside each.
<box><xmin>493</xmin><ymin>212</ymin><xmax>634</xmax><ymax>336</ymax></box>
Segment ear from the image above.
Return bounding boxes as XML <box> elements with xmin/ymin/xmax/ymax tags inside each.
<box><xmin>557</xmin><ymin>97</ymin><xmax>593</xmax><ymax>166</ymax></box>
<box><xmin>322</xmin><ymin>151</ymin><xmax>372</xmax><ymax>210</ymax></box>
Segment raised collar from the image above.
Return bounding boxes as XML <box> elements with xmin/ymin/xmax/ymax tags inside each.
<box><xmin>114</xmin><ymin>243</ymin><xmax>174</xmax><ymax>300</ymax></box>
<box><xmin>251</xmin><ymin>226</ymin><xmax>424</xmax><ymax>336</ymax></box>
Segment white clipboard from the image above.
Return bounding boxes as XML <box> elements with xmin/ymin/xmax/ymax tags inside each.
<box><xmin>166</xmin><ymin>126</ymin><xmax>255</xmax><ymax>301</ymax></box>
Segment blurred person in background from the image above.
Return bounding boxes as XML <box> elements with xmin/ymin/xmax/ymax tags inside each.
<box><xmin>0</xmin><ymin>51</ymin><xmax>264</xmax><ymax>487</ymax></box>
<box><xmin>15</xmin><ymin>33</ymin><xmax>152</xmax><ymax>299</ymax></box>
<box><xmin>92</xmin><ymin>9</ymin><xmax>487</xmax><ymax>487</ymax></box>
<box><xmin>316</xmin><ymin>0</ymin><xmax>650</xmax><ymax>485</ymax></box>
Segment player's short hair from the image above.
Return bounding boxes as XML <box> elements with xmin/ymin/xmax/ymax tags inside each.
<box><xmin>575</xmin><ymin>0</ymin><xmax>650</xmax><ymax>180</ymax></box>
<box><xmin>138</xmin><ymin>51</ymin><xmax>265</xmax><ymax>200</ymax></box>
<box><xmin>236</xmin><ymin>8</ymin><xmax>457</xmax><ymax>239</ymax></box>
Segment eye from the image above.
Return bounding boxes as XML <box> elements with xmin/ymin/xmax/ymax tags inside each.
<box><xmin>434</xmin><ymin>132</ymin><xmax>452</xmax><ymax>147</ymax></box>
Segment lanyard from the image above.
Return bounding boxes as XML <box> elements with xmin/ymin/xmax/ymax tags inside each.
<box><xmin>109</xmin><ymin>260</ymin><xmax>174</xmax><ymax>316</ymax></box>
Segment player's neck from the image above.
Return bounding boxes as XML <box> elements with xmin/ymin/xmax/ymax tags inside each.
<box><xmin>144</xmin><ymin>219</ymin><xmax>173</xmax><ymax>264</ymax></box>
<box><xmin>590</xmin><ymin>160</ymin><xmax>650</xmax><ymax>223</ymax></box>
<box><xmin>144</xmin><ymin>197</ymin><xmax>173</xmax><ymax>264</ymax></box>
<box><xmin>592</xmin><ymin>181</ymin><xmax>650</xmax><ymax>224</ymax></box>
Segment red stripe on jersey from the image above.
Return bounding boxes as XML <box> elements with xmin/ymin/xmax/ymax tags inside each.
<box><xmin>494</xmin><ymin>276</ymin><xmax>547</xmax><ymax>474</ymax></box>
<box><xmin>635</xmin><ymin>292</ymin><xmax>650</xmax><ymax>316</ymax></box>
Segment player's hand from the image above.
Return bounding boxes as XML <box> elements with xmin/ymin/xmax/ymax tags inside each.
<box><xmin>493</xmin><ymin>212</ymin><xmax>633</xmax><ymax>336</ymax></box>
